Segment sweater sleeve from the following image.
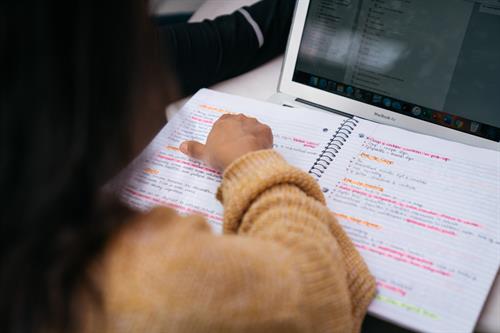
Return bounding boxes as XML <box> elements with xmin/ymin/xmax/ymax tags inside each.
<box><xmin>158</xmin><ymin>0</ymin><xmax>296</xmax><ymax>96</ymax></box>
<box><xmin>217</xmin><ymin>150</ymin><xmax>376</xmax><ymax>332</ymax></box>
<box><xmin>98</xmin><ymin>150</ymin><xmax>375</xmax><ymax>333</ymax></box>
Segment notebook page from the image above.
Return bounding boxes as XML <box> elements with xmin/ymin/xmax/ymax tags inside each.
<box><xmin>110</xmin><ymin>89</ymin><xmax>346</xmax><ymax>233</ymax></box>
<box><xmin>318</xmin><ymin>118</ymin><xmax>500</xmax><ymax>332</ymax></box>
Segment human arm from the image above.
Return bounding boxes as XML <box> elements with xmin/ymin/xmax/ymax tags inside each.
<box><xmin>158</xmin><ymin>0</ymin><xmax>296</xmax><ymax>96</ymax></box>
<box><xmin>182</xmin><ymin>114</ymin><xmax>376</xmax><ymax>331</ymax></box>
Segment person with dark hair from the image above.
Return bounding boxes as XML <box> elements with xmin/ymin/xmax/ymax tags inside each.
<box><xmin>0</xmin><ymin>0</ymin><xmax>375</xmax><ymax>332</ymax></box>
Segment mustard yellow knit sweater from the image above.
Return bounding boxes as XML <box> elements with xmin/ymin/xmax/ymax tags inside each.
<box><xmin>86</xmin><ymin>150</ymin><xmax>376</xmax><ymax>333</ymax></box>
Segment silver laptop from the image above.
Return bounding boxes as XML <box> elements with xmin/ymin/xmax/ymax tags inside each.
<box><xmin>269</xmin><ymin>0</ymin><xmax>500</xmax><ymax>151</ymax></box>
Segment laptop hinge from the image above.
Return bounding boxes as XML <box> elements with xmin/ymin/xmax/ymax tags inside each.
<box><xmin>295</xmin><ymin>98</ymin><xmax>353</xmax><ymax>119</ymax></box>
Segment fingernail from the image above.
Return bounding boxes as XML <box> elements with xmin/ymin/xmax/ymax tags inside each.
<box><xmin>179</xmin><ymin>142</ymin><xmax>188</xmax><ymax>154</ymax></box>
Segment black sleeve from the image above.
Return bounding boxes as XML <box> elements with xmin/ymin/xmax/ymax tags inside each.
<box><xmin>158</xmin><ymin>0</ymin><xmax>297</xmax><ymax>96</ymax></box>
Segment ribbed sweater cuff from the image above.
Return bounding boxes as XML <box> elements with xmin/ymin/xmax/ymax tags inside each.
<box><xmin>217</xmin><ymin>149</ymin><xmax>325</xmax><ymax>234</ymax></box>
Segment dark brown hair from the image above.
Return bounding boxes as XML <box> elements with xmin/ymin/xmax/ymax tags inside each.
<box><xmin>0</xmin><ymin>0</ymin><xmax>171</xmax><ymax>331</ymax></box>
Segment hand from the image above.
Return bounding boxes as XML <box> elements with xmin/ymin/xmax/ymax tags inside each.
<box><xmin>179</xmin><ymin>114</ymin><xmax>273</xmax><ymax>171</ymax></box>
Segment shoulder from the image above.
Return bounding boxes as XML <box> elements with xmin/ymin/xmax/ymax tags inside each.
<box><xmin>94</xmin><ymin>207</ymin><xmax>214</xmax><ymax>324</ymax></box>
<box><xmin>100</xmin><ymin>206</ymin><xmax>212</xmax><ymax>280</ymax></box>
<box><xmin>109</xmin><ymin>207</ymin><xmax>211</xmax><ymax>249</ymax></box>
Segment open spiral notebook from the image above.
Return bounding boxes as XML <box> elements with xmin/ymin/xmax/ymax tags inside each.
<box><xmin>110</xmin><ymin>89</ymin><xmax>500</xmax><ymax>333</ymax></box>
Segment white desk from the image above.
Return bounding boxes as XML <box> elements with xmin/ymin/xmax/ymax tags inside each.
<box><xmin>166</xmin><ymin>1</ymin><xmax>500</xmax><ymax>331</ymax></box>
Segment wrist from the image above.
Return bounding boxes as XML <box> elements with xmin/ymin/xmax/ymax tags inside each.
<box><xmin>216</xmin><ymin>149</ymin><xmax>325</xmax><ymax>234</ymax></box>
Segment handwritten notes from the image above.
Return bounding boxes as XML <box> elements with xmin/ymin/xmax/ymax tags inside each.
<box><xmin>319</xmin><ymin>118</ymin><xmax>500</xmax><ymax>332</ymax></box>
<box><xmin>109</xmin><ymin>88</ymin><xmax>500</xmax><ymax>332</ymax></box>
<box><xmin>110</xmin><ymin>89</ymin><xmax>343</xmax><ymax>233</ymax></box>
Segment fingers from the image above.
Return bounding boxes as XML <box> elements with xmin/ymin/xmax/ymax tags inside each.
<box><xmin>179</xmin><ymin>140</ymin><xmax>205</xmax><ymax>160</ymax></box>
<box><xmin>259</xmin><ymin>124</ymin><xmax>274</xmax><ymax>146</ymax></box>
<box><xmin>218</xmin><ymin>114</ymin><xmax>260</xmax><ymax>129</ymax></box>
<box><xmin>217</xmin><ymin>114</ymin><xmax>273</xmax><ymax>143</ymax></box>
<box><xmin>218</xmin><ymin>113</ymin><xmax>233</xmax><ymax>121</ymax></box>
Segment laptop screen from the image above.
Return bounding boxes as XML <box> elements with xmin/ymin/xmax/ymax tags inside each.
<box><xmin>293</xmin><ymin>0</ymin><xmax>500</xmax><ymax>142</ymax></box>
